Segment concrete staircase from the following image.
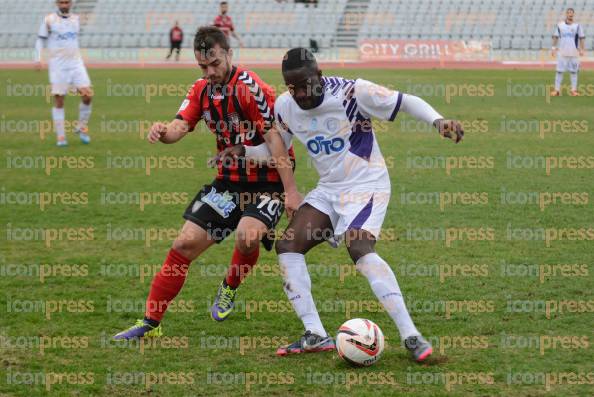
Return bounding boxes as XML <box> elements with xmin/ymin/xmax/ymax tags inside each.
<box><xmin>335</xmin><ymin>0</ymin><xmax>370</xmax><ymax>48</ymax></box>
<box><xmin>73</xmin><ymin>0</ymin><xmax>98</xmax><ymax>27</ymax></box>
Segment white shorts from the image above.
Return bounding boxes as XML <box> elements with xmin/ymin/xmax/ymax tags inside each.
<box><xmin>303</xmin><ymin>185</ymin><xmax>390</xmax><ymax>247</ymax></box>
<box><xmin>49</xmin><ymin>64</ymin><xmax>91</xmax><ymax>95</ymax></box>
<box><xmin>556</xmin><ymin>56</ymin><xmax>579</xmax><ymax>73</ymax></box>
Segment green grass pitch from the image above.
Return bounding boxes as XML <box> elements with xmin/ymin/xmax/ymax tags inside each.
<box><xmin>0</xmin><ymin>67</ymin><xmax>593</xmax><ymax>396</ymax></box>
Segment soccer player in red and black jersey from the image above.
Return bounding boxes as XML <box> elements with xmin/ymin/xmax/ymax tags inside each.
<box><xmin>114</xmin><ymin>26</ymin><xmax>300</xmax><ymax>339</ymax></box>
<box><xmin>213</xmin><ymin>1</ymin><xmax>243</xmax><ymax>47</ymax></box>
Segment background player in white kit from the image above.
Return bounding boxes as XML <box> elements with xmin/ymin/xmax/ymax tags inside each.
<box><xmin>551</xmin><ymin>8</ymin><xmax>586</xmax><ymax>96</ymax></box>
<box><xmin>35</xmin><ymin>0</ymin><xmax>93</xmax><ymax>146</ymax></box>
<box><xmin>222</xmin><ymin>48</ymin><xmax>464</xmax><ymax>362</ymax></box>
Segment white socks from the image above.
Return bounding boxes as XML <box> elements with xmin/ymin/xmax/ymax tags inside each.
<box><xmin>356</xmin><ymin>253</ymin><xmax>419</xmax><ymax>340</ymax></box>
<box><xmin>555</xmin><ymin>72</ymin><xmax>563</xmax><ymax>91</ymax></box>
<box><xmin>570</xmin><ymin>73</ymin><xmax>578</xmax><ymax>91</ymax></box>
<box><xmin>78</xmin><ymin>103</ymin><xmax>92</xmax><ymax>132</ymax></box>
<box><xmin>278</xmin><ymin>253</ymin><xmax>327</xmax><ymax>337</ymax></box>
<box><xmin>279</xmin><ymin>251</ymin><xmax>420</xmax><ymax>341</ymax></box>
<box><xmin>52</xmin><ymin>107</ymin><xmax>65</xmax><ymax>141</ymax></box>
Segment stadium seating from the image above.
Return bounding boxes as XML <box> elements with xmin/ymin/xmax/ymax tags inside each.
<box><xmin>0</xmin><ymin>0</ymin><xmax>592</xmax><ymax>51</ymax></box>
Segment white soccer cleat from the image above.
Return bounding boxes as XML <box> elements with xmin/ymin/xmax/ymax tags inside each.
<box><xmin>76</xmin><ymin>127</ymin><xmax>91</xmax><ymax>144</ymax></box>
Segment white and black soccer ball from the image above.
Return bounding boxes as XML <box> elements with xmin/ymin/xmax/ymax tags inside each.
<box><xmin>336</xmin><ymin>318</ymin><xmax>385</xmax><ymax>366</ymax></box>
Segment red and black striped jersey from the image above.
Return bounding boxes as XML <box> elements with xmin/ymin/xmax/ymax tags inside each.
<box><xmin>176</xmin><ymin>66</ymin><xmax>295</xmax><ymax>184</ymax></box>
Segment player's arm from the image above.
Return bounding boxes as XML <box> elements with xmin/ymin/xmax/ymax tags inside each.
<box><xmin>151</xmin><ymin>82</ymin><xmax>204</xmax><ymax>144</ymax></box>
<box><xmin>229</xmin><ymin>20</ymin><xmax>243</xmax><ymax>47</ymax></box>
<box><xmin>578</xmin><ymin>25</ymin><xmax>586</xmax><ymax>56</ymax></box>
<box><xmin>552</xmin><ymin>25</ymin><xmax>560</xmax><ymax>56</ymax></box>
<box><xmin>224</xmin><ymin>127</ymin><xmax>299</xmax><ymax>215</ymax></box>
<box><xmin>34</xmin><ymin>17</ymin><xmax>49</xmax><ymax>69</ymax></box>
<box><xmin>147</xmin><ymin>118</ymin><xmax>190</xmax><ymax>144</ymax></box>
<box><xmin>262</xmin><ymin>126</ymin><xmax>301</xmax><ymax>216</ymax></box>
<box><xmin>355</xmin><ymin>78</ymin><xmax>463</xmax><ymax>143</ymax></box>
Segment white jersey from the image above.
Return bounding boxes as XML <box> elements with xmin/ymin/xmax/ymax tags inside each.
<box><xmin>274</xmin><ymin>77</ymin><xmax>402</xmax><ymax>191</ymax></box>
<box><xmin>38</xmin><ymin>12</ymin><xmax>84</xmax><ymax>68</ymax></box>
<box><xmin>554</xmin><ymin>21</ymin><xmax>585</xmax><ymax>57</ymax></box>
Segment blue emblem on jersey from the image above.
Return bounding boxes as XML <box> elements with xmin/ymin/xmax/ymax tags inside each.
<box><xmin>306</xmin><ymin>135</ymin><xmax>345</xmax><ymax>155</ymax></box>
<box><xmin>56</xmin><ymin>32</ymin><xmax>77</xmax><ymax>41</ymax></box>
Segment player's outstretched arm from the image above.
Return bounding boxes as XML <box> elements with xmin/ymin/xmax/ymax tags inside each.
<box><xmin>147</xmin><ymin>119</ymin><xmax>190</xmax><ymax>144</ymax></box>
<box><xmin>399</xmin><ymin>94</ymin><xmax>464</xmax><ymax>143</ymax></box>
<box><xmin>354</xmin><ymin>79</ymin><xmax>463</xmax><ymax>143</ymax></box>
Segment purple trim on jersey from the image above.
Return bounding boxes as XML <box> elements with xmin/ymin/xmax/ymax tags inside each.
<box><xmin>349</xmin><ymin>112</ymin><xmax>373</xmax><ymax>161</ymax></box>
<box><xmin>348</xmin><ymin>195</ymin><xmax>374</xmax><ymax>230</ymax></box>
<box><xmin>277</xmin><ymin>113</ymin><xmax>293</xmax><ymax>134</ymax></box>
<box><xmin>322</xmin><ymin>76</ymin><xmax>355</xmax><ymax>96</ymax></box>
<box><xmin>389</xmin><ymin>92</ymin><xmax>404</xmax><ymax>121</ymax></box>
<box><xmin>346</xmin><ymin>98</ymin><xmax>357</xmax><ymax>118</ymax></box>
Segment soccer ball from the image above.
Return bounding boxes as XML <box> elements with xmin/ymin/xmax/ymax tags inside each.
<box><xmin>336</xmin><ymin>318</ymin><xmax>385</xmax><ymax>366</ymax></box>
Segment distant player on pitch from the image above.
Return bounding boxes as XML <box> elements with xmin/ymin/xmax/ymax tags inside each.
<box><xmin>226</xmin><ymin>48</ymin><xmax>464</xmax><ymax>362</ymax></box>
<box><xmin>213</xmin><ymin>1</ymin><xmax>243</xmax><ymax>47</ymax></box>
<box><xmin>35</xmin><ymin>0</ymin><xmax>92</xmax><ymax>146</ymax></box>
<box><xmin>551</xmin><ymin>8</ymin><xmax>586</xmax><ymax>96</ymax></box>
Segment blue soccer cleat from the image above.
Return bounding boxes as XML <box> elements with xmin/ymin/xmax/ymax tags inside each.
<box><xmin>211</xmin><ymin>281</ymin><xmax>237</xmax><ymax>321</ymax></box>
<box><xmin>113</xmin><ymin>319</ymin><xmax>162</xmax><ymax>340</ymax></box>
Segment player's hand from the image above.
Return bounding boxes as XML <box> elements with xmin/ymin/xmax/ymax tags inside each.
<box><xmin>551</xmin><ymin>48</ymin><xmax>558</xmax><ymax>57</ymax></box>
<box><xmin>434</xmin><ymin>119</ymin><xmax>464</xmax><ymax>144</ymax></box>
<box><xmin>207</xmin><ymin>144</ymin><xmax>245</xmax><ymax>168</ymax></box>
<box><xmin>579</xmin><ymin>49</ymin><xmax>585</xmax><ymax>57</ymax></box>
<box><xmin>284</xmin><ymin>189</ymin><xmax>303</xmax><ymax>220</ymax></box>
<box><xmin>220</xmin><ymin>144</ymin><xmax>245</xmax><ymax>161</ymax></box>
<box><xmin>148</xmin><ymin>122</ymin><xmax>167</xmax><ymax>143</ymax></box>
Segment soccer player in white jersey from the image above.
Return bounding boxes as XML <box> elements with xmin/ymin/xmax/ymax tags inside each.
<box><xmin>220</xmin><ymin>48</ymin><xmax>464</xmax><ymax>362</ymax></box>
<box><xmin>35</xmin><ymin>0</ymin><xmax>93</xmax><ymax>146</ymax></box>
<box><xmin>551</xmin><ymin>8</ymin><xmax>586</xmax><ymax>96</ymax></box>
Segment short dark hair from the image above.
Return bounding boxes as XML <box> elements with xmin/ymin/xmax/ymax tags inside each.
<box><xmin>220</xmin><ymin>1</ymin><xmax>227</xmax><ymax>5</ymax></box>
<box><xmin>194</xmin><ymin>26</ymin><xmax>230</xmax><ymax>54</ymax></box>
<box><xmin>567</xmin><ymin>7</ymin><xmax>574</xmax><ymax>12</ymax></box>
<box><xmin>282</xmin><ymin>47</ymin><xmax>318</xmax><ymax>73</ymax></box>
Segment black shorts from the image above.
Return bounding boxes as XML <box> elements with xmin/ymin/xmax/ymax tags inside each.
<box><xmin>171</xmin><ymin>41</ymin><xmax>182</xmax><ymax>50</ymax></box>
<box><xmin>183</xmin><ymin>179</ymin><xmax>284</xmax><ymax>250</ymax></box>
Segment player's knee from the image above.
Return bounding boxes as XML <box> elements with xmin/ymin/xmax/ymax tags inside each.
<box><xmin>346</xmin><ymin>241</ymin><xmax>374</xmax><ymax>264</ymax></box>
<box><xmin>54</xmin><ymin>96</ymin><xmax>65</xmax><ymax>108</ymax></box>
<box><xmin>172</xmin><ymin>238</ymin><xmax>200</xmax><ymax>261</ymax></box>
<box><xmin>234</xmin><ymin>234</ymin><xmax>259</xmax><ymax>255</ymax></box>
<box><xmin>275</xmin><ymin>237</ymin><xmax>298</xmax><ymax>255</ymax></box>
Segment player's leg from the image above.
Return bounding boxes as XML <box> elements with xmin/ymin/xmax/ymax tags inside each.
<box><xmin>50</xmin><ymin>65</ymin><xmax>68</xmax><ymax>146</ymax></box>
<box><xmin>52</xmin><ymin>94</ymin><xmax>67</xmax><ymax>146</ymax></box>
<box><xmin>74</xmin><ymin>66</ymin><xmax>93</xmax><ymax>143</ymax></box>
<box><xmin>552</xmin><ymin>56</ymin><xmax>565</xmax><ymax>96</ymax></box>
<box><xmin>210</xmin><ymin>216</ymin><xmax>267</xmax><ymax>321</ymax></box>
<box><xmin>114</xmin><ymin>181</ymin><xmax>234</xmax><ymax>339</ymax></box>
<box><xmin>345</xmin><ymin>229</ymin><xmax>432</xmax><ymax>362</ymax></box>
<box><xmin>570</xmin><ymin>57</ymin><xmax>580</xmax><ymax>96</ymax></box>
<box><xmin>212</xmin><ymin>189</ymin><xmax>284</xmax><ymax>321</ymax></box>
<box><xmin>166</xmin><ymin>43</ymin><xmax>174</xmax><ymax>59</ymax></box>
<box><xmin>276</xmin><ymin>203</ymin><xmax>336</xmax><ymax>355</ymax></box>
<box><xmin>113</xmin><ymin>221</ymin><xmax>216</xmax><ymax>339</ymax></box>
<box><xmin>175</xmin><ymin>45</ymin><xmax>181</xmax><ymax>62</ymax></box>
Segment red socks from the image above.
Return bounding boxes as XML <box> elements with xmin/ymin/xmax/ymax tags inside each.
<box><xmin>225</xmin><ymin>246</ymin><xmax>259</xmax><ymax>289</ymax></box>
<box><xmin>145</xmin><ymin>248</ymin><xmax>191</xmax><ymax>322</ymax></box>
